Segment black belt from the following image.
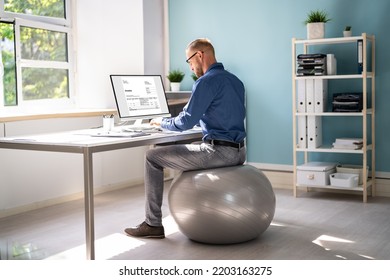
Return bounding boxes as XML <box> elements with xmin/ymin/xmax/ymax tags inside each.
<box><xmin>204</xmin><ymin>139</ymin><xmax>245</xmax><ymax>149</ymax></box>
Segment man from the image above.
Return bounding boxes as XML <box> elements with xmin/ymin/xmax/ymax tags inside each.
<box><xmin>125</xmin><ymin>38</ymin><xmax>246</xmax><ymax>238</ymax></box>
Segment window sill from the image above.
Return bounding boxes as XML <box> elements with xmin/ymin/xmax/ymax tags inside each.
<box><xmin>0</xmin><ymin>108</ymin><xmax>117</xmax><ymax>123</ymax></box>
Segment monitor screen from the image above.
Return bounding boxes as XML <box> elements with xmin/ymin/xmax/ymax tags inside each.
<box><xmin>110</xmin><ymin>75</ymin><xmax>171</xmax><ymax>121</ymax></box>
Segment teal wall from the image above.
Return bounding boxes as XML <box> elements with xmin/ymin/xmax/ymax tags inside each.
<box><xmin>168</xmin><ymin>0</ymin><xmax>390</xmax><ymax>172</ymax></box>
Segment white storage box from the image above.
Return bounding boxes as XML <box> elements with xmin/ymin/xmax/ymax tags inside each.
<box><xmin>330</xmin><ymin>173</ymin><xmax>359</xmax><ymax>188</ymax></box>
<box><xmin>336</xmin><ymin>164</ymin><xmax>368</xmax><ymax>185</ymax></box>
<box><xmin>297</xmin><ymin>162</ymin><xmax>337</xmax><ymax>186</ymax></box>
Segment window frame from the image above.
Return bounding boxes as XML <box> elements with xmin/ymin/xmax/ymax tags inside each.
<box><xmin>0</xmin><ymin>0</ymin><xmax>71</xmax><ymax>26</ymax></box>
<box><xmin>0</xmin><ymin>0</ymin><xmax>74</xmax><ymax>110</ymax></box>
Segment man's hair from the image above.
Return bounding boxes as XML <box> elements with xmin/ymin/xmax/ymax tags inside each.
<box><xmin>186</xmin><ymin>38</ymin><xmax>215</xmax><ymax>56</ymax></box>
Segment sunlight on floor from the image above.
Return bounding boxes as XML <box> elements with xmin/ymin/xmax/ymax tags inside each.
<box><xmin>45</xmin><ymin>215</ymin><xmax>180</xmax><ymax>260</ymax></box>
<box><xmin>312</xmin><ymin>234</ymin><xmax>355</xmax><ymax>248</ymax></box>
<box><xmin>45</xmin><ymin>233</ymin><xmax>145</xmax><ymax>260</ymax></box>
<box><xmin>312</xmin><ymin>234</ymin><xmax>355</xmax><ymax>256</ymax></box>
<box><xmin>312</xmin><ymin>234</ymin><xmax>375</xmax><ymax>260</ymax></box>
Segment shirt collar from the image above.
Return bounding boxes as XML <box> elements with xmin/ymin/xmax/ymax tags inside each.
<box><xmin>206</xmin><ymin>62</ymin><xmax>224</xmax><ymax>73</ymax></box>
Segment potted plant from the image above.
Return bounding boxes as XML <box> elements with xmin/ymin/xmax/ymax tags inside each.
<box><xmin>343</xmin><ymin>26</ymin><xmax>352</xmax><ymax>37</ymax></box>
<box><xmin>167</xmin><ymin>69</ymin><xmax>185</xmax><ymax>91</ymax></box>
<box><xmin>304</xmin><ymin>9</ymin><xmax>331</xmax><ymax>39</ymax></box>
<box><xmin>191</xmin><ymin>73</ymin><xmax>198</xmax><ymax>82</ymax></box>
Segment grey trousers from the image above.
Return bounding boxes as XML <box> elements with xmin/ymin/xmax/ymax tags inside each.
<box><xmin>144</xmin><ymin>142</ymin><xmax>246</xmax><ymax>226</ymax></box>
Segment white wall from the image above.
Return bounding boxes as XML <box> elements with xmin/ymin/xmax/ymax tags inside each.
<box><xmin>143</xmin><ymin>0</ymin><xmax>166</xmax><ymax>78</ymax></box>
<box><xmin>0</xmin><ymin>0</ymin><xmax>166</xmax><ymax>215</ymax></box>
<box><xmin>75</xmin><ymin>0</ymin><xmax>145</xmax><ymax>109</ymax></box>
<box><xmin>0</xmin><ymin>117</ymin><xmax>148</xmax><ymax>216</ymax></box>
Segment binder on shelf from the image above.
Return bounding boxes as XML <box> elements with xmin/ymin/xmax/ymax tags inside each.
<box><xmin>297</xmin><ymin>80</ymin><xmax>306</xmax><ymax>113</ymax></box>
<box><xmin>298</xmin><ymin>79</ymin><xmax>328</xmax><ymax>113</ymax></box>
<box><xmin>297</xmin><ymin>116</ymin><xmax>307</xmax><ymax>148</ymax></box>
<box><xmin>307</xmin><ymin>116</ymin><xmax>322</xmax><ymax>149</ymax></box>
<box><xmin>314</xmin><ymin>80</ymin><xmax>328</xmax><ymax>113</ymax></box>
<box><xmin>357</xmin><ymin>39</ymin><xmax>363</xmax><ymax>74</ymax></box>
<box><xmin>305</xmin><ymin>79</ymin><xmax>315</xmax><ymax>113</ymax></box>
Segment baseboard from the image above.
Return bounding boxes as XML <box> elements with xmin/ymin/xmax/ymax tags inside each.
<box><xmin>0</xmin><ymin>179</ymin><xmax>144</xmax><ymax>219</ymax></box>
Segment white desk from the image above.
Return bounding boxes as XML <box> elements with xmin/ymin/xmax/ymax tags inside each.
<box><xmin>0</xmin><ymin>128</ymin><xmax>202</xmax><ymax>260</ymax></box>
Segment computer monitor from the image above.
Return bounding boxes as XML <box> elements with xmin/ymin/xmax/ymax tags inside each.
<box><xmin>110</xmin><ymin>74</ymin><xmax>171</xmax><ymax>124</ymax></box>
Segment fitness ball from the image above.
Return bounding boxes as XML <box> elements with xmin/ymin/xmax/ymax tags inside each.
<box><xmin>168</xmin><ymin>164</ymin><xmax>275</xmax><ymax>244</ymax></box>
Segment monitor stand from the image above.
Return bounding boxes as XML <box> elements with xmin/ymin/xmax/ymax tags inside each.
<box><xmin>133</xmin><ymin>119</ymin><xmax>145</xmax><ymax>126</ymax></box>
<box><xmin>123</xmin><ymin>118</ymin><xmax>155</xmax><ymax>131</ymax></box>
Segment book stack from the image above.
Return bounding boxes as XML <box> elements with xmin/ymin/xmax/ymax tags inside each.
<box><xmin>332</xmin><ymin>138</ymin><xmax>363</xmax><ymax>150</ymax></box>
<box><xmin>297</xmin><ymin>54</ymin><xmax>327</xmax><ymax>76</ymax></box>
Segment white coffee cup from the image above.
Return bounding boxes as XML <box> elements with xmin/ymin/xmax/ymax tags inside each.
<box><xmin>103</xmin><ymin>115</ymin><xmax>114</xmax><ymax>131</ymax></box>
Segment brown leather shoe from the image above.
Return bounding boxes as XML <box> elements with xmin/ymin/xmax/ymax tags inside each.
<box><xmin>124</xmin><ymin>221</ymin><xmax>165</xmax><ymax>239</ymax></box>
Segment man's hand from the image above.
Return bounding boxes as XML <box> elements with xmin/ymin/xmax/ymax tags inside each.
<box><xmin>150</xmin><ymin>117</ymin><xmax>163</xmax><ymax>127</ymax></box>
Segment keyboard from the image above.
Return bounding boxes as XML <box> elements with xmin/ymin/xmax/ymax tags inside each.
<box><xmin>121</xmin><ymin>125</ymin><xmax>162</xmax><ymax>132</ymax></box>
<box><xmin>90</xmin><ymin>131</ymin><xmax>149</xmax><ymax>137</ymax></box>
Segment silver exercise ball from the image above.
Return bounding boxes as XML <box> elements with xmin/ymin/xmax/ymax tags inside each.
<box><xmin>168</xmin><ymin>164</ymin><xmax>275</xmax><ymax>244</ymax></box>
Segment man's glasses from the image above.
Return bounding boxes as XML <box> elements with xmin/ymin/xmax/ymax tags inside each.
<box><xmin>186</xmin><ymin>52</ymin><xmax>198</xmax><ymax>64</ymax></box>
<box><xmin>185</xmin><ymin>51</ymin><xmax>203</xmax><ymax>64</ymax></box>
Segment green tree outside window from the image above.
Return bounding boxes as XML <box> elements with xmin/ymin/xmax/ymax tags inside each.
<box><xmin>1</xmin><ymin>0</ymin><xmax>69</xmax><ymax>106</ymax></box>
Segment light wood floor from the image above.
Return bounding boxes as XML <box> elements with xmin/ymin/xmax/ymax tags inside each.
<box><xmin>1</xmin><ymin>182</ymin><xmax>390</xmax><ymax>260</ymax></box>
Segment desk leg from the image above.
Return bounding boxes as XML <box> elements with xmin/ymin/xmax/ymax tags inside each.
<box><xmin>83</xmin><ymin>147</ymin><xmax>95</xmax><ymax>260</ymax></box>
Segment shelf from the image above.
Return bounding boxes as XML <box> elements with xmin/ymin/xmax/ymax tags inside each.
<box><xmin>295</xmin><ymin>109</ymin><xmax>372</xmax><ymax>116</ymax></box>
<box><xmin>292</xmin><ymin>33</ymin><xmax>375</xmax><ymax>202</ymax></box>
<box><xmin>295</xmin><ymin>73</ymin><xmax>373</xmax><ymax>80</ymax></box>
<box><xmin>293</xmin><ymin>34</ymin><xmax>374</xmax><ymax>45</ymax></box>
<box><xmin>296</xmin><ymin>178</ymin><xmax>373</xmax><ymax>192</ymax></box>
<box><xmin>296</xmin><ymin>144</ymin><xmax>372</xmax><ymax>154</ymax></box>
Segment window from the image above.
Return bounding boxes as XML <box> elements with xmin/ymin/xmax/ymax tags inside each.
<box><xmin>3</xmin><ymin>0</ymin><xmax>67</xmax><ymax>22</ymax></box>
<box><xmin>0</xmin><ymin>20</ymin><xmax>16</xmax><ymax>105</ymax></box>
<box><xmin>0</xmin><ymin>0</ymin><xmax>73</xmax><ymax>108</ymax></box>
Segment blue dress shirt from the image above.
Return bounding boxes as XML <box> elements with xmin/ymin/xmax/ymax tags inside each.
<box><xmin>161</xmin><ymin>62</ymin><xmax>246</xmax><ymax>143</ymax></box>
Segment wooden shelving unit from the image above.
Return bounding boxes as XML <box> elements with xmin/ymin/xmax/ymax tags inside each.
<box><xmin>292</xmin><ymin>33</ymin><xmax>375</xmax><ymax>202</ymax></box>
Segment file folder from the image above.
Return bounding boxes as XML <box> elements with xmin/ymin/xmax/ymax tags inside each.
<box><xmin>297</xmin><ymin>116</ymin><xmax>307</xmax><ymax>148</ymax></box>
<box><xmin>314</xmin><ymin>80</ymin><xmax>328</xmax><ymax>113</ymax></box>
<box><xmin>357</xmin><ymin>39</ymin><xmax>363</xmax><ymax>74</ymax></box>
<box><xmin>307</xmin><ymin>116</ymin><xmax>322</xmax><ymax>149</ymax></box>
<box><xmin>298</xmin><ymin>79</ymin><xmax>327</xmax><ymax>113</ymax></box>
<box><xmin>305</xmin><ymin>79</ymin><xmax>315</xmax><ymax>113</ymax></box>
<box><xmin>297</xmin><ymin>80</ymin><xmax>306</xmax><ymax>113</ymax></box>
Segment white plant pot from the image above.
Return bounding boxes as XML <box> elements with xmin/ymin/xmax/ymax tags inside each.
<box><xmin>170</xmin><ymin>82</ymin><xmax>181</xmax><ymax>92</ymax></box>
<box><xmin>343</xmin><ymin>30</ymin><xmax>352</xmax><ymax>37</ymax></box>
<box><xmin>307</xmin><ymin>22</ymin><xmax>325</xmax><ymax>39</ymax></box>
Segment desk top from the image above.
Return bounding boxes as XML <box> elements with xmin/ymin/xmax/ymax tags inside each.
<box><xmin>0</xmin><ymin>128</ymin><xmax>203</xmax><ymax>153</ymax></box>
